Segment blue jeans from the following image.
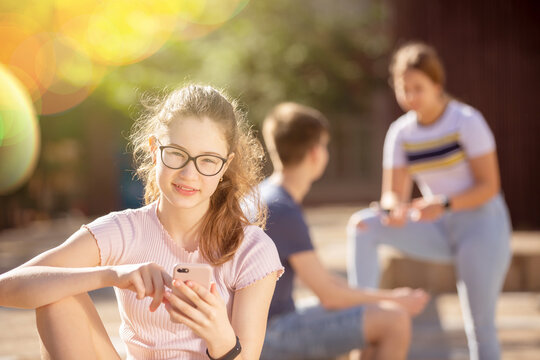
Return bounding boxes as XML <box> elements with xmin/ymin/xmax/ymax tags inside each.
<box><xmin>347</xmin><ymin>194</ymin><xmax>512</xmax><ymax>360</ymax></box>
<box><xmin>260</xmin><ymin>305</ymin><xmax>365</xmax><ymax>360</ymax></box>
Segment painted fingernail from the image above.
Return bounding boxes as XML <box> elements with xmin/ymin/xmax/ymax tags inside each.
<box><xmin>185</xmin><ymin>280</ymin><xmax>193</xmax><ymax>287</ymax></box>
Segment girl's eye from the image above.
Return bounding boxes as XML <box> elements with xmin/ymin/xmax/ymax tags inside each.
<box><xmin>166</xmin><ymin>149</ymin><xmax>187</xmax><ymax>160</ymax></box>
<box><xmin>201</xmin><ymin>157</ymin><xmax>218</xmax><ymax>164</ymax></box>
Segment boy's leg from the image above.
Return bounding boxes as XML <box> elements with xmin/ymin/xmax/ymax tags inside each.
<box><xmin>261</xmin><ymin>304</ymin><xmax>411</xmax><ymax>360</ymax></box>
<box><xmin>36</xmin><ymin>292</ymin><xmax>120</xmax><ymax>360</ymax></box>
<box><xmin>261</xmin><ymin>306</ymin><xmax>365</xmax><ymax>360</ymax></box>
<box><xmin>347</xmin><ymin>208</ymin><xmax>452</xmax><ymax>288</ymax></box>
<box><xmin>451</xmin><ymin>196</ymin><xmax>512</xmax><ymax>360</ymax></box>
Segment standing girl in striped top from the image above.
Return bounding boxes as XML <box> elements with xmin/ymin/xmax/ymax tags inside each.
<box><xmin>347</xmin><ymin>42</ymin><xmax>511</xmax><ymax>360</ymax></box>
<box><xmin>0</xmin><ymin>84</ymin><xmax>283</xmax><ymax>359</ymax></box>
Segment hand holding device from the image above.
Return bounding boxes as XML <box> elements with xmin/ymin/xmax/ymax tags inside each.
<box><xmin>172</xmin><ymin>263</ymin><xmax>212</xmax><ymax>305</ymax></box>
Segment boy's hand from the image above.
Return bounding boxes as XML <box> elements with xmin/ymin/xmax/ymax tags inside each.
<box><xmin>388</xmin><ymin>287</ymin><xmax>430</xmax><ymax>316</ymax></box>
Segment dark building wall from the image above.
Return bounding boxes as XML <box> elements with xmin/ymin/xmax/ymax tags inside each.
<box><xmin>381</xmin><ymin>0</ymin><xmax>540</xmax><ymax>228</ymax></box>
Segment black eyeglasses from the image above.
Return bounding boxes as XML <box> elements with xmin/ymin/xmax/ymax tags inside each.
<box><xmin>158</xmin><ymin>143</ymin><xmax>228</xmax><ymax>177</ymax></box>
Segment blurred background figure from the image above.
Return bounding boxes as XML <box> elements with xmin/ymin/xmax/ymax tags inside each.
<box><xmin>260</xmin><ymin>102</ymin><xmax>429</xmax><ymax>360</ymax></box>
<box><xmin>348</xmin><ymin>42</ymin><xmax>512</xmax><ymax>360</ymax></box>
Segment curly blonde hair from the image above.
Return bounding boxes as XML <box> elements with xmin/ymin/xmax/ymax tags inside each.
<box><xmin>129</xmin><ymin>84</ymin><xmax>266</xmax><ymax>265</ymax></box>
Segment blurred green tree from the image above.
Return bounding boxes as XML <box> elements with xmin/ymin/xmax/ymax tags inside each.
<box><xmin>97</xmin><ymin>0</ymin><xmax>391</xmax><ymax>123</ymax></box>
<box><xmin>1</xmin><ymin>0</ymin><xmax>391</xmax><ymax>226</ymax></box>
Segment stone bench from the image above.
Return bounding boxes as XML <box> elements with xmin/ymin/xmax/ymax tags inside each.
<box><xmin>379</xmin><ymin>231</ymin><xmax>540</xmax><ymax>292</ymax></box>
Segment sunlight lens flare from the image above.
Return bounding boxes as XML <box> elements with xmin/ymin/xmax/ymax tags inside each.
<box><xmin>72</xmin><ymin>0</ymin><xmax>181</xmax><ymax>66</ymax></box>
<box><xmin>0</xmin><ymin>0</ymin><xmax>252</xmax><ymax>114</ymax></box>
<box><xmin>0</xmin><ymin>64</ymin><xmax>40</xmax><ymax>195</ymax></box>
<box><xmin>36</xmin><ymin>35</ymin><xmax>107</xmax><ymax>115</ymax></box>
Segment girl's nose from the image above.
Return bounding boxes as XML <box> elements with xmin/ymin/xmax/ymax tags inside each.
<box><xmin>178</xmin><ymin>159</ymin><xmax>199</xmax><ymax>178</ymax></box>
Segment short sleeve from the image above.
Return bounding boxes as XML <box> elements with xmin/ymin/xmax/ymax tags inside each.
<box><xmin>459</xmin><ymin>110</ymin><xmax>496</xmax><ymax>158</ymax></box>
<box><xmin>82</xmin><ymin>212</ymin><xmax>134</xmax><ymax>266</ymax></box>
<box><xmin>383</xmin><ymin>121</ymin><xmax>407</xmax><ymax>168</ymax></box>
<box><xmin>229</xmin><ymin>226</ymin><xmax>284</xmax><ymax>291</ymax></box>
<box><xmin>265</xmin><ymin>206</ymin><xmax>314</xmax><ymax>263</ymax></box>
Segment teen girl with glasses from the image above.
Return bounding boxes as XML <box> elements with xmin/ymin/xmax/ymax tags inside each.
<box><xmin>0</xmin><ymin>84</ymin><xmax>283</xmax><ymax>359</ymax></box>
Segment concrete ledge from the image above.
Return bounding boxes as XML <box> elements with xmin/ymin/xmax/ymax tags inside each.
<box><xmin>379</xmin><ymin>232</ymin><xmax>540</xmax><ymax>292</ymax></box>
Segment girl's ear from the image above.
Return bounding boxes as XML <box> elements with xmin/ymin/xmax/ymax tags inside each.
<box><xmin>222</xmin><ymin>153</ymin><xmax>235</xmax><ymax>174</ymax></box>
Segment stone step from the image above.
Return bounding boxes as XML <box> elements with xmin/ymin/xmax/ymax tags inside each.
<box><xmin>302</xmin><ymin>205</ymin><xmax>540</xmax><ymax>293</ymax></box>
<box><xmin>379</xmin><ymin>232</ymin><xmax>540</xmax><ymax>292</ymax></box>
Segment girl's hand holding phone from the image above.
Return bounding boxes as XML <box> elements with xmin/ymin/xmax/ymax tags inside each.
<box><xmin>163</xmin><ymin>280</ymin><xmax>237</xmax><ymax>358</ymax></box>
<box><xmin>108</xmin><ymin>262</ymin><xmax>172</xmax><ymax>312</ymax></box>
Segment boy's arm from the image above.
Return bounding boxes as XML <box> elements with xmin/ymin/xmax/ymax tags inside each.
<box><xmin>289</xmin><ymin>250</ymin><xmax>428</xmax><ymax>315</ymax></box>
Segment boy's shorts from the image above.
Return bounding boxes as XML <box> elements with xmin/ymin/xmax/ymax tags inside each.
<box><xmin>260</xmin><ymin>305</ymin><xmax>365</xmax><ymax>360</ymax></box>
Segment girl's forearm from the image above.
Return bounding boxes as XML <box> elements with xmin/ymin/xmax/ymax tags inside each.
<box><xmin>0</xmin><ymin>266</ymin><xmax>114</xmax><ymax>309</ymax></box>
<box><xmin>449</xmin><ymin>182</ymin><xmax>498</xmax><ymax>211</ymax></box>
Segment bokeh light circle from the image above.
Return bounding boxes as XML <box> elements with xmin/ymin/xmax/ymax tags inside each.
<box><xmin>0</xmin><ymin>0</ymin><xmax>252</xmax><ymax>116</ymax></box>
<box><xmin>0</xmin><ymin>64</ymin><xmax>40</xmax><ymax>195</ymax></box>
<box><xmin>73</xmin><ymin>0</ymin><xmax>182</xmax><ymax>66</ymax></box>
<box><xmin>36</xmin><ymin>34</ymin><xmax>108</xmax><ymax>115</ymax></box>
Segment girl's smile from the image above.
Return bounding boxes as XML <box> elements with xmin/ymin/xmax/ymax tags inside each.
<box><xmin>173</xmin><ymin>183</ymin><xmax>200</xmax><ymax>196</ymax></box>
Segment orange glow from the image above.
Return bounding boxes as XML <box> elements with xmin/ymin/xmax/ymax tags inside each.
<box><xmin>0</xmin><ymin>0</ymin><xmax>251</xmax><ymax>114</ymax></box>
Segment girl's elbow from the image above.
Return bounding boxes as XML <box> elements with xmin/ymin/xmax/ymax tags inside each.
<box><xmin>0</xmin><ymin>278</ymin><xmax>18</xmax><ymax>308</ymax></box>
<box><xmin>0</xmin><ymin>277</ymin><xmax>34</xmax><ymax>309</ymax></box>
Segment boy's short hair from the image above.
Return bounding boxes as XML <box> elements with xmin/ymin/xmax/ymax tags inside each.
<box><xmin>263</xmin><ymin>102</ymin><xmax>330</xmax><ymax>168</ymax></box>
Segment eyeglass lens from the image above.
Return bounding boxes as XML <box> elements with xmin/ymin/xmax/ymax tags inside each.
<box><xmin>161</xmin><ymin>147</ymin><xmax>224</xmax><ymax>176</ymax></box>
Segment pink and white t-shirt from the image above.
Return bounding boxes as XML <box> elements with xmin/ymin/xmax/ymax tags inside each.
<box><xmin>83</xmin><ymin>201</ymin><xmax>283</xmax><ymax>359</ymax></box>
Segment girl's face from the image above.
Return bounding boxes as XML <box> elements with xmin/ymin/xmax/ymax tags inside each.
<box><xmin>153</xmin><ymin>116</ymin><xmax>232</xmax><ymax>215</ymax></box>
<box><xmin>393</xmin><ymin>68</ymin><xmax>443</xmax><ymax>115</ymax></box>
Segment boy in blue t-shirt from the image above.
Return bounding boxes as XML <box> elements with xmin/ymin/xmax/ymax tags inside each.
<box><xmin>259</xmin><ymin>102</ymin><xmax>429</xmax><ymax>360</ymax></box>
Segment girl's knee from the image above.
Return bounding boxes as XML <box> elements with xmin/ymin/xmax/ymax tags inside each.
<box><xmin>37</xmin><ymin>293</ymin><xmax>90</xmax><ymax>314</ymax></box>
<box><xmin>348</xmin><ymin>209</ymin><xmax>379</xmax><ymax>233</ymax></box>
<box><xmin>36</xmin><ymin>294</ymin><xmax>118</xmax><ymax>359</ymax></box>
<box><xmin>36</xmin><ymin>293</ymin><xmax>97</xmax><ymax>333</ymax></box>
<box><xmin>36</xmin><ymin>296</ymin><xmax>75</xmax><ymax>317</ymax></box>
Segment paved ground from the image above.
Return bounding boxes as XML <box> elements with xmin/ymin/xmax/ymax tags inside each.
<box><xmin>1</xmin><ymin>204</ymin><xmax>539</xmax><ymax>359</ymax></box>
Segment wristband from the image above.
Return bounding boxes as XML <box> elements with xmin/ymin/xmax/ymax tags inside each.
<box><xmin>206</xmin><ymin>336</ymin><xmax>241</xmax><ymax>360</ymax></box>
<box><xmin>441</xmin><ymin>195</ymin><xmax>451</xmax><ymax>210</ymax></box>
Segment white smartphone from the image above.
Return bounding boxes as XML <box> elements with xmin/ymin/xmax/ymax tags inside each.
<box><xmin>172</xmin><ymin>263</ymin><xmax>212</xmax><ymax>304</ymax></box>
